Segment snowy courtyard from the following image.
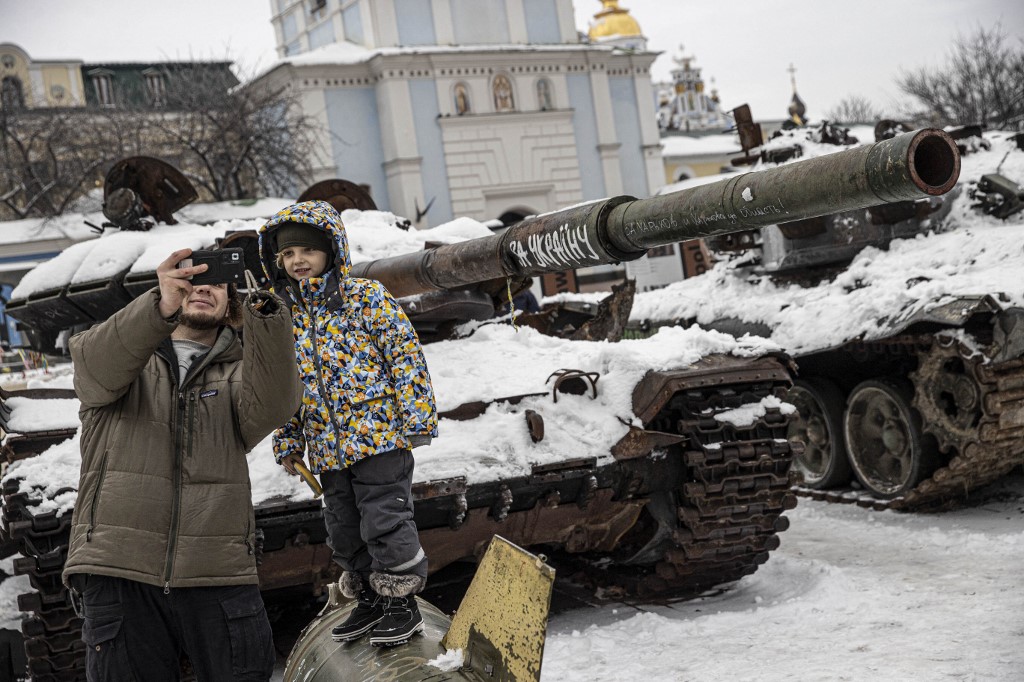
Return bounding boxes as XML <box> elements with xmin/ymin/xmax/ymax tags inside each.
<box><xmin>542</xmin><ymin>473</ymin><xmax>1024</xmax><ymax>681</ymax></box>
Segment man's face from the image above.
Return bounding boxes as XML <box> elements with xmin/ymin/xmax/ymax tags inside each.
<box><xmin>280</xmin><ymin>246</ymin><xmax>329</xmax><ymax>280</ymax></box>
<box><xmin>179</xmin><ymin>283</ymin><xmax>230</xmax><ymax>330</ymax></box>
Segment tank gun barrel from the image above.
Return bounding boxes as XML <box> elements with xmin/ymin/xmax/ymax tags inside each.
<box><xmin>352</xmin><ymin>129</ymin><xmax>960</xmax><ymax>297</ymax></box>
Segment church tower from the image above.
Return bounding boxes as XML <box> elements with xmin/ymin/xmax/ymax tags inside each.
<box><xmin>257</xmin><ymin>0</ymin><xmax>664</xmax><ymax>227</ymax></box>
<box><xmin>588</xmin><ymin>0</ymin><xmax>647</xmax><ymax>51</ymax></box>
<box><xmin>787</xmin><ymin>63</ymin><xmax>807</xmax><ymax>126</ymax></box>
<box><xmin>657</xmin><ymin>46</ymin><xmax>730</xmax><ymax>133</ymax></box>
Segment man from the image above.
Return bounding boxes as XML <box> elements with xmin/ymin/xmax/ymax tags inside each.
<box><xmin>62</xmin><ymin>248</ymin><xmax>301</xmax><ymax>681</ymax></box>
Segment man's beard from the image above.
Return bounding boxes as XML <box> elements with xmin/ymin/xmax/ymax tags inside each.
<box><xmin>179</xmin><ymin>310</ymin><xmax>223</xmax><ymax>331</ymax></box>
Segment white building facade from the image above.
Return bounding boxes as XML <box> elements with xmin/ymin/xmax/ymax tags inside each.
<box><xmin>258</xmin><ymin>0</ymin><xmax>664</xmax><ymax>227</ymax></box>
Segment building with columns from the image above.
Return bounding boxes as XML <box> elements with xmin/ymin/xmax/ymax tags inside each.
<box><xmin>257</xmin><ymin>0</ymin><xmax>664</xmax><ymax>228</ymax></box>
<box><xmin>0</xmin><ymin>43</ymin><xmax>85</xmax><ymax>109</ymax></box>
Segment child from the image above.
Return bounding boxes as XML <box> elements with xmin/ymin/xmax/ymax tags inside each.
<box><xmin>258</xmin><ymin>200</ymin><xmax>438</xmax><ymax>647</ymax></box>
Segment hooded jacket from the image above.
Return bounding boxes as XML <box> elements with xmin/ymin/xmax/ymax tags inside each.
<box><xmin>258</xmin><ymin>201</ymin><xmax>438</xmax><ymax>473</ymax></box>
<box><xmin>62</xmin><ymin>289</ymin><xmax>301</xmax><ymax>589</ymax></box>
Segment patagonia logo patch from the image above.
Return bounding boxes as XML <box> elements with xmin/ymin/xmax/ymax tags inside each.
<box><xmin>200</xmin><ymin>389</ymin><xmax>218</xmax><ymax>399</ymax></box>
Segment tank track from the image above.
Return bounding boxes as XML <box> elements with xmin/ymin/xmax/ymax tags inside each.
<box><xmin>562</xmin><ymin>357</ymin><xmax>798</xmax><ymax>598</ymax></box>
<box><xmin>639</xmin><ymin>371</ymin><xmax>797</xmax><ymax>595</ymax></box>
<box><xmin>905</xmin><ymin>339</ymin><xmax>1024</xmax><ymax>509</ymax></box>
<box><xmin>1</xmin><ymin>480</ymin><xmax>82</xmax><ymax>682</ymax></box>
<box><xmin>794</xmin><ymin>335</ymin><xmax>1024</xmax><ymax>511</ymax></box>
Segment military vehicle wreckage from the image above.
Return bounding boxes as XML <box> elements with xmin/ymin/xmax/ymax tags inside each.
<box><xmin>0</xmin><ymin>129</ymin><xmax>960</xmax><ymax>680</ymax></box>
<box><xmin>631</xmin><ymin>123</ymin><xmax>1024</xmax><ymax>511</ymax></box>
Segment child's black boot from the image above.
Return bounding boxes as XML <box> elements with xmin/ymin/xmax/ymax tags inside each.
<box><xmin>332</xmin><ymin>572</ymin><xmax>385</xmax><ymax>641</ymax></box>
<box><xmin>369</xmin><ymin>596</ymin><xmax>424</xmax><ymax>647</ymax></box>
<box><xmin>332</xmin><ymin>588</ymin><xmax>385</xmax><ymax>641</ymax></box>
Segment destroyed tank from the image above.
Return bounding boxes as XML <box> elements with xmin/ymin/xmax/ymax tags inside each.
<box><xmin>0</xmin><ymin>129</ymin><xmax>960</xmax><ymax>680</ymax></box>
<box><xmin>631</xmin><ymin>123</ymin><xmax>1024</xmax><ymax>511</ymax></box>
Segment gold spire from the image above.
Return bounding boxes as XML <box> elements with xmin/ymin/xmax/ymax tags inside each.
<box><xmin>588</xmin><ymin>0</ymin><xmax>643</xmax><ymax>41</ymax></box>
<box><xmin>787</xmin><ymin>63</ymin><xmax>806</xmax><ymax>124</ymax></box>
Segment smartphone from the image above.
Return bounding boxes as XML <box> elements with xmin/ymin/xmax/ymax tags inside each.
<box><xmin>178</xmin><ymin>248</ymin><xmax>245</xmax><ymax>286</ymax></box>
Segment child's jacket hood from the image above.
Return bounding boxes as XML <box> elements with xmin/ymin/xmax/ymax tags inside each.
<box><xmin>258</xmin><ymin>200</ymin><xmax>350</xmax><ymax>297</ymax></box>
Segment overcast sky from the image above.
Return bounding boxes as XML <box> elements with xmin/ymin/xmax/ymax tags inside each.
<box><xmin>2</xmin><ymin>0</ymin><xmax>1021</xmax><ymax>119</ymax></box>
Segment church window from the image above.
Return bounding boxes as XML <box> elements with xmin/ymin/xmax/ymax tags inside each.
<box><xmin>144</xmin><ymin>71</ymin><xmax>167</xmax><ymax>107</ymax></box>
<box><xmin>89</xmin><ymin>71</ymin><xmax>115</xmax><ymax>107</ymax></box>
<box><xmin>492</xmin><ymin>74</ymin><xmax>515</xmax><ymax>112</ymax></box>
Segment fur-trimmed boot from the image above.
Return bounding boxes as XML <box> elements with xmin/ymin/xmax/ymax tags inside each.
<box><xmin>331</xmin><ymin>572</ymin><xmax>385</xmax><ymax>642</ymax></box>
<box><xmin>337</xmin><ymin>570</ymin><xmax>364</xmax><ymax>600</ymax></box>
<box><xmin>368</xmin><ymin>572</ymin><xmax>426</xmax><ymax>647</ymax></box>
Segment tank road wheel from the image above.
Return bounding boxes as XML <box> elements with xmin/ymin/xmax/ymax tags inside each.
<box><xmin>787</xmin><ymin>378</ymin><xmax>851</xmax><ymax>488</ymax></box>
<box><xmin>910</xmin><ymin>342</ymin><xmax>983</xmax><ymax>456</ymax></box>
<box><xmin>844</xmin><ymin>379</ymin><xmax>939</xmax><ymax>498</ymax></box>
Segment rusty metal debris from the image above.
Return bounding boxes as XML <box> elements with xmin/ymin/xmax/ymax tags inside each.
<box><xmin>546</xmin><ymin>369</ymin><xmax>599</xmax><ymax>402</ymax></box>
<box><xmin>297</xmin><ymin>179</ymin><xmax>377</xmax><ymax>214</ymax></box>
<box><xmin>969</xmin><ymin>173</ymin><xmax>1024</xmax><ymax>219</ymax></box>
<box><xmin>524</xmin><ymin>410</ymin><xmax>544</xmax><ymax>443</ymax></box>
<box><xmin>96</xmin><ymin>156</ymin><xmax>198</xmax><ymax>231</ymax></box>
<box><xmin>570</xmin><ymin>279</ymin><xmax>636</xmax><ymax>342</ymax></box>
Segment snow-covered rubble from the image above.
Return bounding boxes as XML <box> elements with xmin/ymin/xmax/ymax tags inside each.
<box><xmin>2</xmin><ymin>397</ymin><xmax>80</xmax><ymax>433</ymax></box>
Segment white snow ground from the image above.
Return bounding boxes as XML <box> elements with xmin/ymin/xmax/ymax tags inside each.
<box><xmin>542</xmin><ymin>472</ymin><xmax>1024</xmax><ymax>682</ymax></box>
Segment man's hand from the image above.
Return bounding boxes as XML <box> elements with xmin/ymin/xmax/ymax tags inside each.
<box><xmin>156</xmin><ymin>249</ymin><xmax>208</xmax><ymax>319</ymax></box>
<box><xmin>280</xmin><ymin>453</ymin><xmax>305</xmax><ymax>476</ymax></box>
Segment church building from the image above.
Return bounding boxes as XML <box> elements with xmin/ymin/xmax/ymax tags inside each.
<box><xmin>255</xmin><ymin>0</ymin><xmax>664</xmax><ymax>227</ymax></box>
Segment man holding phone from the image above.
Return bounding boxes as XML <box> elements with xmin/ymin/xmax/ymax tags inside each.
<box><xmin>62</xmin><ymin>248</ymin><xmax>301</xmax><ymax>681</ymax></box>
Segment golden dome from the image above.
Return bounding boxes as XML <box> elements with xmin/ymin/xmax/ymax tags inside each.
<box><xmin>588</xmin><ymin>1</ymin><xmax>643</xmax><ymax>41</ymax></box>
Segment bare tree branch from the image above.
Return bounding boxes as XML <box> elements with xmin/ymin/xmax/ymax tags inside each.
<box><xmin>825</xmin><ymin>95</ymin><xmax>884</xmax><ymax>124</ymax></box>
<box><xmin>896</xmin><ymin>23</ymin><xmax>1024</xmax><ymax>129</ymax></box>
<box><xmin>0</xmin><ymin>57</ymin><xmax>322</xmax><ymax>220</ymax></box>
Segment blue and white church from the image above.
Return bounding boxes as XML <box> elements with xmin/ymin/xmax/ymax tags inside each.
<box><xmin>256</xmin><ymin>0</ymin><xmax>663</xmax><ymax>227</ymax></box>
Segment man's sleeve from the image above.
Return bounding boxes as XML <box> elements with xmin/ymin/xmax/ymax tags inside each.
<box><xmin>365</xmin><ymin>283</ymin><xmax>439</xmax><ymax>440</ymax></box>
<box><xmin>237</xmin><ymin>293</ymin><xmax>303</xmax><ymax>450</ymax></box>
<box><xmin>71</xmin><ymin>288</ymin><xmax>178</xmax><ymax>408</ymax></box>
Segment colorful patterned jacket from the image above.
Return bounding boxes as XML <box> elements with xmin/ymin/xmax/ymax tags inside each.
<box><xmin>258</xmin><ymin>201</ymin><xmax>438</xmax><ymax>473</ymax></box>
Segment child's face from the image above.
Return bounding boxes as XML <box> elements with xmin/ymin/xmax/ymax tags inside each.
<box><xmin>280</xmin><ymin>246</ymin><xmax>329</xmax><ymax>280</ymax></box>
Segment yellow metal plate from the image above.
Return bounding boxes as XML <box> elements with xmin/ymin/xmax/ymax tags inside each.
<box><xmin>442</xmin><ymin>536</ymin><xmax>555</xmax><ymax>682</ymax></box>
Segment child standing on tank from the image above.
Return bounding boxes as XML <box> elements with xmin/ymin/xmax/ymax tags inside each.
<box><xmin>258</xmin><ymin>200</ymin><xmax>438</xmax><ymax>647</ymax></box>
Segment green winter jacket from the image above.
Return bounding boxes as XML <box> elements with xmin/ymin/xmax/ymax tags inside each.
<box><xmin>62</xmin><ymin>288</ymin><xmax>301</xmax><ymax>589</ymax></box>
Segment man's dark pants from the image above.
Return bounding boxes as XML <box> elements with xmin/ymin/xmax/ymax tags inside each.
<box><xmin>78</xmin><ymin>574</ymin><xmax>274</xmax><ymax>681</ymax></box>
